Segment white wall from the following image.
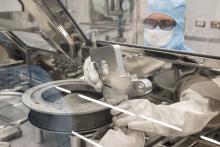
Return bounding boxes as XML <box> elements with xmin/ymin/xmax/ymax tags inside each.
<box><xmin>185</xmin><ymin>0</ymin><xmax>220</xmax><ymax>56</ymax></box>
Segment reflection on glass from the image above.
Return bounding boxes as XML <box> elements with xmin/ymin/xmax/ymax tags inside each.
<box><xmin>12</xmin><ymin>31</ymin><xmax>56</xmax><ymax>52</ymax></box>
<box><xmin>62</xmin><ymin>0</ymin><xmax>220</xmax><ymax>56</ymax></box>
<box><xmin>1</xmin><ymin>0</ymin><xmax>220</xmax><ymax>147</ymax></box>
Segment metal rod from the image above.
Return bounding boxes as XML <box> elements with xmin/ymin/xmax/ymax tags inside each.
<box><xmin>70</xmin><ymin>135</ymin><xmax>82</xmax><ymax>147</ymax></box>
<box><xmin>33</xmin><ymin>126</ymin><xmax>44</xmax><ymax>144</ymax></box>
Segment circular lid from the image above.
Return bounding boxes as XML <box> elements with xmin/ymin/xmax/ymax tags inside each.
<box><xmin>22</xmin><ymin>79</ymin><xmax>117</xmax><ymax>115</ymax></box>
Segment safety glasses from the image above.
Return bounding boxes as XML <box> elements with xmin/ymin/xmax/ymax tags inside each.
<box><xmin>143</xmin><ymin>18</ymin><xmax>177</xmax><ymax>30</ymax></box>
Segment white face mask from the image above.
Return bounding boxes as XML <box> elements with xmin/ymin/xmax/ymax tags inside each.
<box><xmin>144</xmin><ymin>28</ymin><xmax>173</xmax><ymax>47</ymax></box>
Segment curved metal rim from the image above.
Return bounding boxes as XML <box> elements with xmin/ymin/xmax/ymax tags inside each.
<box><xmin>0</xmin><ymin>91</ymin><xmax>23</xmax><ymax>96</ymax></box>
<box><xmin>22</xmin><ymin>79</ymin><xmax>115</xmax><ymax>115</ymax></box>
<box><xmin>28</xmin><ymin>109</ymin><xmax>112</xmax><ymax>133</ymax></box>
<box><xmin>0</xmin><ymin>92</ymin><xmax>23</xmax><ymax>100</ymax></box>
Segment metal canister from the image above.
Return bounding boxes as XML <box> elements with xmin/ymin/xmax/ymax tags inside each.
<box><xmin>132</xmin><ymin>79</ymin><xmax>152</xmax><ymax>96</ymax></box>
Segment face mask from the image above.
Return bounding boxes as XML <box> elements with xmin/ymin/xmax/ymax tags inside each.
<box><xmin>144</xmin><ymin>28</ymin><xmax>173</xmax><ymax>47</ymax></box>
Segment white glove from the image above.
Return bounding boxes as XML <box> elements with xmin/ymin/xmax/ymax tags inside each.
<box><xmin>99</xmin><ymin>128</ymin><xmax>145</xmax><ymax>147</ymax></box>
<box><xmin>83</xmin><ymin>57</ymin><xmax>109</xmax><ymax>92</ymax></box>
<box><xmin>111</xmin><ymin>89</ymin><xmax>220</xmax><ymax>136</ymax></box>
<box><xmin>111</xmin><ymin>99</ymin><xmax>156</xmax><ymax>132</ymax></box>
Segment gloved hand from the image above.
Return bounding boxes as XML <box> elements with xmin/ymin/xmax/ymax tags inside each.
<box><xmin>99</xmin><ymin>128</ymin><xmax>145</xmax><ymax>147</ymax></box>
<box><xmin>111</xmin><ymin>90</ymin><xmax>220</xmax><ymax>137</ymax></box>
<box><xmin>111</xmin><ymin>99</ymin><xmax>154</xmax><ymax>130</ymax></box>
<box><xmin>83</xmin><ymin>57</ymin><xmax>109</xmax><ymax>92</ymax></box>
